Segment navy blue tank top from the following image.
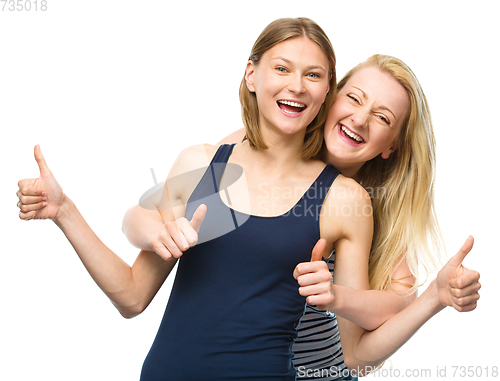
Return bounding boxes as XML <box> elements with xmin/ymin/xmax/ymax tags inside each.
<box><xmin>140</xmin><ymin>144</ymin><xmax>340</xmax><ymax>381</ymax></box>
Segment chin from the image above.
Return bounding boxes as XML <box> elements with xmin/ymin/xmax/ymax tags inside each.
<box><xmin>276</xmin><ymin>123</ymin><xmax>305</xmax><ymax>135</ymax></box>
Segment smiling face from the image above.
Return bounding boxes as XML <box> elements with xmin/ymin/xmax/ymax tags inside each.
<box><xmin>245</xmin><ymin>36</ymin><xmax>330</xmax><ymax>141</ymax></box>
<box><xmin>324</xmin><ymin>66</ymin><xmax>410</xmax><ymax>178</ymax></box>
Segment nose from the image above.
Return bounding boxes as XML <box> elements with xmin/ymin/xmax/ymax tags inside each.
<box><xmin>286</xmin><ymin>73</ymin><xmax>306</xmax><ymax>94</ymax></box>
<box><xmin>350</xmin><ymin>108</ymin><xmax>369</xmax><ymax>128</ymax></box>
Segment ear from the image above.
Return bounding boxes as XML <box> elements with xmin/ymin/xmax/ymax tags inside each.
<box><xmin>323</xmin><ymin>83</ymin><xmax>330</xmax><ymax>101</ymax></box>
<box><xmin>326</xmin><ymin>74</ymin><xmax>332</xmax><ymax>96</ymax></box>
<box><xmin>245</xmin><ymin>60</ymin><xmax>256</xmax><ymax>92</ymax></box>
<box><xmin>381</xmin><ymin>142</ymin><xmax>398</xmax><ymax>160</ymax></box>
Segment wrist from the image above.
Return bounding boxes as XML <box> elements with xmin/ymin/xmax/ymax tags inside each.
<box><xmin>328</xmin><ymin>284</ymin><xmax>343</xmax><ymax>313</ymax></box>
<box><xmin>54</xmin><ymin>195</ymin><xmax>74</xmax><ymax>228</ymax></box>
<box><xmin>424</xmin><ymin>279</ymin><xmax>446</xmax><ymax>314</ymax></box>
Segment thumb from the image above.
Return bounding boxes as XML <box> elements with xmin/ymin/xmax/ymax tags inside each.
<box><xmin>34</xmin><ymin>145</ymin><xmax>53</xmax><ymax>177</ymax></box>
<box><xmin>447</xmin><ymin>235</ymin><xmax>474</xmax><ymax>267</ymax></box>
<box><xmin>190</xmin><ymin>204</ymin><xmax>207</xmax><ymax>232</ymax></box>
<box><xmin>311</xmin><ymin>239</ymin><xmax>326</xmax><ymax>262</ymax></box>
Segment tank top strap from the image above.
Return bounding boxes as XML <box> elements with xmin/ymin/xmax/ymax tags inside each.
<box><xmin>211</xmin><ymin>144</ymin><xmax>236</xmax><ymax>164</ymax></box>
<box><xmin>209</xmin><ymin>144</ymin><xmax>236</xmax><ymax>190</ymax></box>
<box><xmin>301</xmin><ymin>164</ymin><xmax>340</xmax><ymax>208</ymax></box>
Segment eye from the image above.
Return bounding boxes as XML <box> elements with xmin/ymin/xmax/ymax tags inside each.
<box><xmin>377</xmin><ymin>115</ymin><xmax>390</xmax><ymax>125</ymax></box>
<box><xmin>347</xmin><ymin>94</ymin><xmax>360</xmax><ymax>104</ymax></box>
<box><xmin>276</xmin><ymin>66</ymin><xmax>288</xmax><ymax>73</ymax></box>
<box><xmin>307</xmin><ymin>72</ymin><xmax>321</xmax><ymax>79</ymax></box>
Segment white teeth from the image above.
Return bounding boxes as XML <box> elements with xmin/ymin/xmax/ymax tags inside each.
<box><xmin>278</xmin><ymin>100</ymin><xmax>306</xmax><ymax>108</ymax></box>
<box><xmin>341</xmin><ymin>125</ymin><xmax>363</xmax><ymax>142</ymax></box>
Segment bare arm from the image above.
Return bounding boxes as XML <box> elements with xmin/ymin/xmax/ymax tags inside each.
<box><xmin>294</xmin><ymin>178</ymin><xmax>480</xmax><ymax>372</ymax></box>
<box><xmin>121</xmin><ymin>166</ymin><xmax>186</xmax><ymax>253</ymax></box>
<box><xmin>328</xmin><ymin>258</ymin><xmax>416</xmax><ymax>331</ymax></box>
<box><xmin>17</xmin><ymin>145</ymin><xmax>213</xmax><ymax>318</ymax></box>
<box><xmin>55</xmin><ymin>197</ymin><xmax>177</xmax><ymax>318</ymax></box>
<box><xmin>340</xmin><ymin>237</ymin><xmax>480</xmax><ymax>375</ymax></box>
<box><xmin>122</xmin><ymin>199</ymin><xmax>169</xmax><ymax>252</ymax></box>
<box><xmin>295</xmin><ymin>176</ymin><xmax>377</xmax><ymax>328</ymax></box>
<box><xmin>121</xmin><ymin>133</ymin><xmax>240</xmax><ymax>253</ymax></box>
<box><xmin>319</xmin><ymin>181</ymin><xmax>416</xmax><ymax>372</ymax></box>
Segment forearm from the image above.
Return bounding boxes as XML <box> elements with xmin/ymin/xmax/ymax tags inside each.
<box><xmin>122</xmin><ymin>204</ymin><xmax>165</xmax><ymax>251</ymax></box>
<box><xmin>346</xmin><ymin>281</ymin><xmax>444</xmax><ymax>373</ymax></box>
<box><xmin>331</xmin><ymin>285</ymin><xmax>413</xmax><ymax>331</ymax></box>
<box><xmin>54</xmin><ymin>197</ymin><xmax>145</xmax><ymax>317</ymax></box>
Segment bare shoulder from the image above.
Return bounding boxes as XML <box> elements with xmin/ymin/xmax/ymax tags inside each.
<box><xmin>168</xmin><ymin>144</ymin><xmax>218</xmax><ymax>178</ymax></box>
<box><xmin>330</xmin><ymin>175</ymin><xmax>371</xmax><ymax>205</ymax></box>
<box><xmin>163</xmin><ymin>144</ymin><xmax>219</xmax><ymax>208</ymax></box>
<box><xmin>216</xmin><ymin>128</ymin><xmax>245</xmax><ymax>145</ymax></box>
<box><xmin>320</xmin><ymin>174</ymin><xmax>373</xmax><ymax>245</ymax></box>
<box><xmin>322</xmin><ymin>174</ymin><xmax>372</xmax><ymax>219</ymax></box>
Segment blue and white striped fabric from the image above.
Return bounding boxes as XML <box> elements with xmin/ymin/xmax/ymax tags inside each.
<box><xmin>293</xmin><ymin>256</ymin><xmax>357</xmax><ymax>381</ymax></box>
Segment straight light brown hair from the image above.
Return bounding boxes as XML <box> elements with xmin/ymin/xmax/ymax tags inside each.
<box><xmin>239</xmin><ymin>17</ymin><xmax>336</xmax><ymax>159</ymax></box>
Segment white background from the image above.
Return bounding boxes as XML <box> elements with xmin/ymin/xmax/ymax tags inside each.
<box><xmin>1</xmin><ymin>1</ymin><xmax>499</xmax><ymax>380</ymax></box>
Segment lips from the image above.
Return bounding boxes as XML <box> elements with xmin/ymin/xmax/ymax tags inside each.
<box><xmin>338</xmin><ymin>124</ymin><xmax>365</xmax><ymax>146</ymax></box>
<box><xmin>277</xmin><ymin>99</ymin><xmax>307</xmax><ymax>116</ymax></box>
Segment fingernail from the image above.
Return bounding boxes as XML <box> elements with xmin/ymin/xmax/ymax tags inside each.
<box><xmin>41</xmin><ymin>191</ymin><xmax>45</xmax><ymax>196</ymax></box>
<box><xmin>43</xmin><ymin>202</ymin><xmax>47</xmax><ymax>207</ymax></box>
<box><xmin>43</xmin><ymin>197</ymin><xmax>47</xmax><ymax>201</ymax></box>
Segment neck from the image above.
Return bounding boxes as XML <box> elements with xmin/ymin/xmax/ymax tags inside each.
<box><xmin>241</xmin><ymin>140</ymin><xmax>307</xmax><ymax>173</ymax></box>
<box><xmin>248</xmin><ymin>122</ymin><xmax>309</xmax><ymax>169</ymax></box>
<box><xmin>325</xmin><ymin>152</ymin><xmax>364</xmax><ymax>181</ymax></box>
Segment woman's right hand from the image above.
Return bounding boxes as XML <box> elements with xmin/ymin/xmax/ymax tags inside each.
<box><xmin>436</xmin><ymin>236</ymin><xmax>481</xmax><ymax>312</ymax></box>
<box><xmin>17</xmin><ymin>145</ymin><xmax>65</xmax><ymax>221</ymax></box>
<box><xmin>150</xmin><ymin>204</ymin><xmax>207</xmax><ymax>260</ymax></box>
<box><xmin>293</xmin><ymin>239</ymin><xmax>336</xmax><ymax>310</ymax></box>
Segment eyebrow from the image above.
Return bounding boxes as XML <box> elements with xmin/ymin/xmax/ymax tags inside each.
<box><xmin>352</xmin><ymin>86</ymin><xmax>397</xmax><ymax>120</ymax></box>
<box><xmin>271</xmin><ymin>56</ymin><xmax>328</xmax><ymax>72</ymax></box>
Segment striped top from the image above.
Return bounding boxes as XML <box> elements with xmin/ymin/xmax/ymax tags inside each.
<box><xmin>293</xmin><ymin>254</ymin><xmax>357</xmax><ymax>381</ymax></box>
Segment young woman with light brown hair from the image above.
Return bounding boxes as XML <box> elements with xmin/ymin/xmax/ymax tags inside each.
<box><xmin>16</xmin><ymin>17</ymin><xmax>376</xmax><ymax>380</ymax></box>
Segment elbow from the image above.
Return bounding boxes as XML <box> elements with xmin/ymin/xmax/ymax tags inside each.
<box><xmin>113</xmin><ymin>301</ymin><xmax>146</xmax><ymax>319</ymax></box>
<box><xmin>341</xmin><ymin>338</ymin><xmax>376</xmax><ymax>377</ymax></box>
<box><xmin>343</xmin><ymin>353</ymin><xmax>369</xmax><ymax>378</ymax></box>
<box><xmin>342</xmin><ymin>351</ymin><xmax>355</xmax><ymax>373</ymax></box>
<box><xmin>122</xmin><ymin>206</ymin><xmax>136</xmax><ymax>237</ymax></box>
<box><xmin>343</xmin><ymin>352</ymin><xmax>368</xmax><ymax>378</ymax></box>
<box><xmin>340</xmin><ymin>340</ymin><xmax>358</xmax><ymax>374</ymax></box>
<box><xmin>119</xmin><ymin>311</ymin><xmax>140</xmax><ymax>319</ymax></box>
<box><xmin>343</xmin><ymin>349</ymin><xmax>385</xmax><ymax>378</ymax></box>
<box><xmin>354</xmin><ymin>310</ymin><xmax>381</xmax><ymax>332</ymax></box>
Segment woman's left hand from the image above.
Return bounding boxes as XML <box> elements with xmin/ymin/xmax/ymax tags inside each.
<box><xmin>436</xmin><ymin>236</ymin><xmax>481</xmax><ymax>312</ymax></box>
<box><xmin>293</xmin><ymin>239</ymin><xmax>335</xmax><ymax>310</ymax></box>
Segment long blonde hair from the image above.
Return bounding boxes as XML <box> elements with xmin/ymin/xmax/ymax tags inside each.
<box><xmin>239</xmin><ymin>17</ymin><xmax>337</xmax><ymax>159</ymax></box>
<box><xmin>338</xmin><ymin>54</ymin><xmax>443</xmax><ymax>291</ymax></box>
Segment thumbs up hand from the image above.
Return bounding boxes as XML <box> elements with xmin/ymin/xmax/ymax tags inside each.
<box><xmin>293</xmin><ymin>239</ymin><xmax>335</xmax><ymax>310</ymax></box>
<box><xmin>151</xmin><ymin>204</ymin><xmax>207</xmax><ymax>261</ymax></box>
<box><xmin>436</xmin><ymin>236</ymin><xmax>481</xmax><ymax>312</ymax></box>
<box><xmin>17</xmin><ymin>145</ymin><xmax>65</xmax><ymax>221</ymax></box>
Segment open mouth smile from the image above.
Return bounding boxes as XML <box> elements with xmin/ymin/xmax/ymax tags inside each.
<box><xmin>338</xmin><ymin>124</ymin><xmax>365</xmax><ymax>146</ymax></box>
<box><xmin>277</xmin><ymin>99</ymin><xmax>307</xmax><ymax>117</ymax></box>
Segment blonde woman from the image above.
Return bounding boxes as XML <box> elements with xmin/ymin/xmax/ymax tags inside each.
<box><xmin>215</xmin><ymin>55</ymin><xmax>480</xmax><ymax>379</ymax></box>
